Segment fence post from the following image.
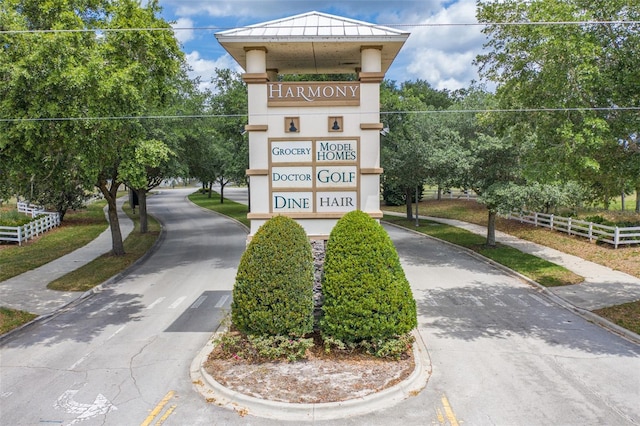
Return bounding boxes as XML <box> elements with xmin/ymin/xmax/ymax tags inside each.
<box><xmin>17</xmin><ymin>226</ymin><xmax>22</xmax><ymax>246</ymax></box>
<box><xmin>614</xmin><ymin>227</ymin><xmax>619</xmax><ymax>249</ymax></box>
<box><xmin>550</xmin><ymin>214</ymin><xmax>554</xmax><ymax>229</ymax></box>
<box><xmin>588</xmin><ymin>223</ymin><xmax>593</xmax><ymax>241</ymax></box>
<box><xmin>567</xmin><ymin>217</ymin><xmax>572</xmax><ymax>235</ymax></box>
<box><xmin>534</xmin><ymin>212</ymin><xmax>538</xmax><ymax>227</ymax></box>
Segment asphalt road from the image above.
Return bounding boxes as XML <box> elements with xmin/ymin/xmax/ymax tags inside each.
<box><xmin>1</xmin><ymin>188</ymin><xmax>639</xmax><ymax>425</ymax></box>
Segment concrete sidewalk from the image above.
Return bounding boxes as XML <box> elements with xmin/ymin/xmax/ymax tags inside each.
<box><xmin>385</xmin><ymin>211</ymin><xmax>640</xmax><ymax>312</ymax></box>
<box><xmin>0</xmin><ymin>196</ymin><xmax>134</xmax><ymax>316</ymax></box>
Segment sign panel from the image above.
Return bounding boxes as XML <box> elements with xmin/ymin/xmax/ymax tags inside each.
<box><xmin>271</xmin><ymin>141</ymin><xmax>313</xmax><ymax>163</ymax></box>
<box><xmin>268</xmin><ymin>138</ymin><xmax>360</xmax><ymax>216</ymax></box>
<box><xmin>316</xmin><ymin>140</ymin><xmax>358</xmax><ymax>162</ymax></box>
<box><xmin>268</xmin><ymin>82</ymin><xmax>360</xmax><ymax>107</ymax></box>
<box><xmin>272</xmin><ymin>192</ymin><xmax>313</xmax><ymax>213</ymax></box>
<box><xmin>271</xmin><ymin>167</ymin><xmax>313</xmax><ymax>188</ymax></box>
<box><xmin>316</xmin><ymin>191</ymin><xmax>358</xmax><ymax>213</ymax></box>
<box><xmin>315</xmin><ymin>166</ymin><xmax>358</xmax><ymax>188</ymax></box>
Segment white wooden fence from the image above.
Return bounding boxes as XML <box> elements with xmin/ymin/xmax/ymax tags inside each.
<box><xmin>17</xmin><ymin>201</ymin><xmax>47</xmax><ymax>217</ymax></box>
<box><xmin>423</xmin><ymin>189</ymin><xmax>476</xmax><ymax>200</ymax></box>
<box><xmin>508</xmin><ymin>211</ymin><xmax>640</xmax><ymax>249</ymax></box>
<box><xmin>0</xmin><ymin>203</ymin><xmax>61</xmax><ymax>246</ymax></box>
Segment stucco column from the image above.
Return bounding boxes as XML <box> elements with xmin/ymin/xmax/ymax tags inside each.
<box><xmin>245</xmin><ymin>47</ymin><xmax>266</xmax><ymax>73</ymax></box>
<box><xmin>243</xmin><ymin>47</ymin><xmax>269</xmax><ymax>227</ymax></box>
<box><xmin>359</xmin><ymin>46</ymin><xmax>384</xmax><ymax>214</ymax></box>
<box><xmin>361</xmin><ymin>46</ymin><xmax>382</xmax><ymax>73</ymax></box>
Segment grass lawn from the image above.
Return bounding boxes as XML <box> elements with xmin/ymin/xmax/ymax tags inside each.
<box><xmin>188</xmin><ymin>190</ymin><xmax>250</xmax><ymax>228</ymax></box>
<box><xmin>384</xmin><ymin>199</ymin><xmax>640</xmax><ymax>279</ymax></box>
<box><xmin>383</xmin><ymin>215</ymin><xmax>583</xmax><ymax>287</ymax></box>
<box><xmin>0</xmin><ymin>307</ymin><xmax>37</xmax><ymax>335</ymax></box>
<box><xmin>594</xmin><ymin>302</ymin><xmax>640</xmax><ymax>336</ymax></box>
<box><xmin>0</xmin><ymin>201</ymin><xmax>109</xmax><ymax>282</ymax></box>
<box><xmin>1</xmin><ymin>198</ymin><xmax>159</xmax><ymax>334</ymax></box>
<box><xmin>47</xmin><ymin>203</ymin><xmax>160</xmax><ymax>292</ymax></box>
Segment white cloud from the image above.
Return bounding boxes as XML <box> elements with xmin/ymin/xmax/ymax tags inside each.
<box><xmin>171</xmin><ymin>17</ymin><xmax>195</xmax><ymax>44</ymax></box>
<box><xmin>400</xmin><ymin>0</ymin><xmax>486</xmax><ymax>89</ymax></box>
<box><xmin>159</xmin><ymin>0</ymin><xmax>489</xmax><ymax>90</ymax></box>
<box><xmin>406</xmin><ymin>48</ymin><xmax>477</xmax><ymax>90</ymax></box>
<box><xmin>185</xmin><ymin>51</ymin><xmax>242</xmax><ymax>92</ymax></box>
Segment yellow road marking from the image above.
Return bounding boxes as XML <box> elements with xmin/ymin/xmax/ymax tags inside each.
<box><xmin>441</xmin><ymin>394</ymin><xmax>460</xmax><ymax>426</ymax></box>
<box><xmin>155</xmin><ymin>404</ymin><xmax>177</xmax><ymax>425</ymax></box>
<box><xmin>141</xmin><ymin>391</ymin><xmax>176</xmax><ymax>426</ymax></box>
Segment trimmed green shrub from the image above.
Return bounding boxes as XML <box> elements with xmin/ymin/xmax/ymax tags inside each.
<box><xmin>0</xmin><ymin>210</ymin><xmax>33</xmax><ymax>227</ymax></box>
<box><xmin>320</xmin><ymin>210</ymin><xmax>418</xmax><ymax>343</ymax></box>
<box><xmin>232</xmin><ymin>215</ymin><xmax>314</xmax><ymax>337</ymax></box>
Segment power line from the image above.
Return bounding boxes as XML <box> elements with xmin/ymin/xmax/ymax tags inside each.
<box><xmin>1</xmin><ymin>20</ymin><xmax>638</xmax><ymax>34</ymax></box>
<box><xmin>2</xmin><ymin>107</ymin><xmax>639</xmax><ymax>123</ymax></box>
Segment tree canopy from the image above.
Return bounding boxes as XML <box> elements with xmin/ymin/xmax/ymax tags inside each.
<box><xmin>0</xmin><ymin>0</ymin><xmax>187</xmax><ymax>254</ymax></box>
<box><xmin>476</xmin><ymin>0</ymin><xmax>640</xmax><ymax>209</ymax></box>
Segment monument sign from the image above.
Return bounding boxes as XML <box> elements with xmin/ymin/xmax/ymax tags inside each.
<box><xmin>216</xmin><ymin>11</ymin><xmax>409</xmax><ymax>238</ymax></box>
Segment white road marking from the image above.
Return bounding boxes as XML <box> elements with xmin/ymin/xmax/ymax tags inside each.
<box><xmin>54</xmin><ymin>389</ymin><xmax>117</xmax><ymax>424</ymax></box>
<box><xmin>190</xmin><ymin>296</ymin><xmax>207</xmax><ymax>309</ymax></box>
<box><xmin>146</xmin><ymin>297</ymin><xmax>166</xmax><ymax>310</ymax></box>
<box><xmin>89</xmin><ymin>301</ymin><xmax>117</xmax><ymax>317</ymax></box>
<box><xmin>214</xmin><ymin>295</ymin><xmax>229</xmax><ymax>308</ymax></box>
<box><xmin>106</xmin><ymin>325</ymin><xmax>126</xmax><ymax>341</ymax></box>
<box><xmin>168</xmin><ymin>296</ymin><xmax>187</xmax><ymax>309</ymax></box>
<box><xmin>69</xmin><ymin>353</ymin><xmax>91</xmax><ymax>370</ymax></box>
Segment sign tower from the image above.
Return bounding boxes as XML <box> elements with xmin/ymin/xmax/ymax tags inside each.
<box><xmin>216</xmin><ymin>11</ymin><xmax>409</xmax><ymax>238</ymax></box>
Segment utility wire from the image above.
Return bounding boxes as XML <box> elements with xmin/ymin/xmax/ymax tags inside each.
<box><xmin>2</xmin><ymin>107</ymin><xmax>639</xmax><ymax>123</ymax></box>
<box><xmin>1</xmin><ymin>20</ymin><xmax>638</xmax><ymax>34</ymax></box>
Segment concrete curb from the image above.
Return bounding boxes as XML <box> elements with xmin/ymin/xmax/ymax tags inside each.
<box><xmin>190</xmin><ymin>328</ymin><xmax>431</xmax><ymax>421</ymax></box>
<box><xmin>382</xmin><ymin>220</ymin><xmax>640</xmax><ymax>346</ymax></box>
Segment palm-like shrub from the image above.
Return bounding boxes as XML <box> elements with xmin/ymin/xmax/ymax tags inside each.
<box><xmin>320</xmin><ymin>210</ymin><xmax>417</xmax><ymax>343</ymax></box>
<box><xmin>232</xmin><ymin>215</ymin><xmax>314</xmax><ymax>337</ymax></box>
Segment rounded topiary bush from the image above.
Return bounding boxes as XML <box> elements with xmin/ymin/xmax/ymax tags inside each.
<box><xmin>232</xmin><ymin>215</ymin><xmax>314</xmax><ymax>337</ymax></box>
<box><xmin>320</xmin><ymin>210</ymin><xmax>417</xmax><ymax>343</ymax></box>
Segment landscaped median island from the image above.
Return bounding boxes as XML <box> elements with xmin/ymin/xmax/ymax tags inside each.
<box><xmin>203</xmin><ymin>211</ymin><xmax>422</xmax><ymax>412</ymax></box>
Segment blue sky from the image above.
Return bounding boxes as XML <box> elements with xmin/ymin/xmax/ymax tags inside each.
<box><xmin>155</xmin><ymin>0</ymin><xmax>487</xmax><ymax>92</ymax></box>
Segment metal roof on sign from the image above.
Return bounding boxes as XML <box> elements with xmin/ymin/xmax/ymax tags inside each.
<box><xmin>215</xmin><ymin>11</ymin><xmax>410</xmax><ymax>74</ymax></box>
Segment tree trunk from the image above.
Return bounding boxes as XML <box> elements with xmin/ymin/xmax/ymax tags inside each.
<box><xmin>621</xmin><ymin>192</ymin><xmax>625</xmax><ymax>211</ymax></box>
<box><xmin>137</xmin><ymin>188</ymin><xmax>148</xmax><ymax>234</ymax></box>
<box><xmin>636</xmin><ymin>185</ymin><xmax>640</xmax><ymax>213</ymax></box>
<box><xmin>405</xmin><ymin>187</ymin><xmax>413</xmax><ymax>220</ymax></box>
<box><xmin>219</xmin><ymin>181</ymin><xmax>225</xmax><ymax>204</ymax></box>
<box><xmin>98</xmin><ymin>179</ymin><xmax>125</xmax><ymax>256</ymax></box>
<box><xmin>437</xmin><ymin>186</ymin><xmax>442</xmax><ymax>201</ymax></box>
<box><xmin>207</xmin><ymin>182</ymin><xmax>212</xmax><ymax>198</ymax></box>
<box><xmin>486</xmin><ymin>210</ymin><xmax>497</xmax><ymax>247</ymax></box>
